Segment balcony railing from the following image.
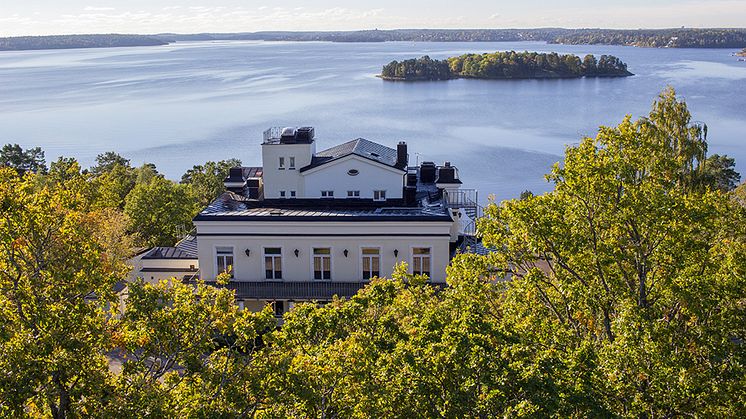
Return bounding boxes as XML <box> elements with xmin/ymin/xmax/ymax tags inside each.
<box><xmin>443</xmin><ymin>188</ymin><xmax>478</xmax><ymax>208</ymax></box>
<box><xmin>200</xmin><ymin>280</ymin><xmax>368</xmax><ymax>300</ymax></box>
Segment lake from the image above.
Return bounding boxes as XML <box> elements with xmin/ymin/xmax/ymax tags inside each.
<box><xmin>0</xmin><ymin>40</ymin><xmax>744</xmax><ymax>202</ymax></box>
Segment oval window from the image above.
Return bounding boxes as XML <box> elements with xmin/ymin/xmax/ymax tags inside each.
<box><xmin>347</xmin><ymin>169</ymin><xmax>359</xmax><ymax>176</ymax></box>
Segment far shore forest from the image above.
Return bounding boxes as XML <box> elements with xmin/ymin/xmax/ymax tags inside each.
<box><xmin>380</xmin><ymin>52</ymin><xmax>632</xmax><ymax>81</ymax></box>
<box><xmin>3</xmin><ymin>28</ymin><xmax>746</xmax><ymax>50</ymax></box>
<box><xmin>1</xmin><ymin>89</ymin><xmax>746</xmax><ymax>417</ymax></box>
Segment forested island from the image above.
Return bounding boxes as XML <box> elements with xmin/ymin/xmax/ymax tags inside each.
<box><xmin>380</xmin><ymin>52</ymin><xmax>632</xmax><ymax>81</ymax></box>
<box><xmin>2</xmin><ymin>28</ymin><xmax>746</xmax><ymax>51</ymax></box>
<box><xmin>0</xmin><ymin>34</ymin><xmax>168</xmax><ymax>51</ymax></box>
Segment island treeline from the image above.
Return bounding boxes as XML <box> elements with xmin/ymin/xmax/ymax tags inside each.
<box><xmin>0</xmin><ymin>34</ymin><xmax>168</xmax><ymax>51</ymax></box>
<box><xmin>380</xmin><ymin>52</ymin><xmax>632</xmax><ymax>81</ymax></box>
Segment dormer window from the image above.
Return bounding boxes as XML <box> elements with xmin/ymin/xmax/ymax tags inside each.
<box><xmin>289</xmin><ymin>157</ymin><xmax>295</xmax><ymax>170</ymax></box>
<box><xmin>278</xmin><ymin>157</ymin><xmax>285</xmax><ymax>170</ymax></box>
<box><xmin>374</xmin><ymin>190</ymin><xmax>386</xmax><ymax>201</ymax></box>
<box><xmin>321</xmin><ymin>190</ymin><xmax>334</xmax><ymax>198</ymax></box>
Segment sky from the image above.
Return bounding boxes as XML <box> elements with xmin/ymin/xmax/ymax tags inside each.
<box><xmin>1</xmin><ymin>0</ymin><xmax>745</xmax><ymax>36</ymax></box>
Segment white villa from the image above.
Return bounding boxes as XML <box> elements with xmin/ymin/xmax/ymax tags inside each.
<box><xmin>132</xmin><ymin>127</ymin><xmax>480</xmax><ymax>315</ymax></box>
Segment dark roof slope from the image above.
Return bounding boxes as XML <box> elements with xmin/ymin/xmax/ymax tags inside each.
<box><xmin>193</xmin><ymin>192</ymin><xmax>452</xmax><ymax>222</ymax></box>
<box><xmin>141</xmin><ymin>236</ymin><xmax>198</xmax><ymax>260</ymax></box>
<box><xmin>300</xmin><ymin>138</ymin><xmax>401</xmax><ymax>172</ymax></box>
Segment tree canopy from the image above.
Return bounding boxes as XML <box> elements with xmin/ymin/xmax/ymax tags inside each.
<box><xmin>0</xmin><ymin>144</ymin><xmax>46</xmax><ymax>174</ymax></box>
<box><xmin>381</xmin><ymin>51</ymin><xmax>632</xmax><ymax>81</ymax></box>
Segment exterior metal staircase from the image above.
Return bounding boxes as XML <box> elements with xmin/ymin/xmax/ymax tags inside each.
<box><xmin>443</xmin><ymin>189</ymin><xmax>483</xmax><ymax>251</ymax></box>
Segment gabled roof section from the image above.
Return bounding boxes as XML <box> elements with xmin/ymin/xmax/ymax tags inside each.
<box><xmin>300</xmin><ymin>138</ymin><xmax>401</xmax><ymax>172</ymax></box>
<box><xmin>141</xmin><ymin>235</ymin><xmax>198</xmax><ymax>260</ymax></box>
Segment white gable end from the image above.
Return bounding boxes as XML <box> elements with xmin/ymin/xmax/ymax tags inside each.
<box><xmin>302</xmin><ymin>155</ymin><xmax>404</xmax><ymax>199</ymax></box>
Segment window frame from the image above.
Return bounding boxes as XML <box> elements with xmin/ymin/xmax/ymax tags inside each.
<box><xmin>321</xmin><ymin>190</ymin><xmax>334</xmax><ymax>198</ymax></box>
<box><xmin>311</xmin><ymin>247</ymin><xmax>332</xmax><ymax>281</ymax></box>
<box><xmin>347</xmin><ymin>190</ymin><xmax>361</xmax><ymax>198</ymax></box>
<box><xmin>289</xmin><ymin>157</ymin><xmax>296</xmax><ymax>170</ymax></box>
<box><xmin>411</xmin><ymin>246</ymin><xmax>432</xmax><ymax>278</ymax></box>
<box><xmin>278</xmin><ymin>157</ymin><xmax>285</xmax><ymax>170</ymax></box>
<box><xmin>360</xmin><ymin>246</ymin><xmax>381</xmax><ymax>280</ymax></box>
<box><xmin>262</xmin><ymin>246</ymin><xmax>283</xmax><ymax>280</ymax></box>
<box><xmin>373</xmin><ymin>190</ymin><xmax>387</xmax><ymax>201</ymax></box>
<box><xmin>215</xmin><ymin>246</ymin><xmax>235</xmax><ymax>279</ymax></box>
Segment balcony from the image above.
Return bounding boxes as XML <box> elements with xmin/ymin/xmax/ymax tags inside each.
<box><xmin>199</xmin><ymin>280</ymin><xmax>368</xmax><ymax>300</ymax></box>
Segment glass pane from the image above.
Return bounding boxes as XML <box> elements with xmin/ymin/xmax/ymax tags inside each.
<box><xmin>423</xmin><ymin>256</ymin><xmax>431</xmax><ymax>274</ymax></box>
<box><xmin>363</xmin><ymin>257</ymin><xmax>370</xmax><ymax>272</ymax></box>
<box><xmin>217</xmin><ymin>257</ymin><xmax>225</xmax><ymax>273</ymax></box>
<box><xmin>265</xmin><ymin>257</ymin><xmax>272</xmax><ymax>270</ymax></box>
<box><xmin>414</xmin><ymin>257</ymin><xmax>422</xmax><ymax>273</ymax></box>
<box><xmin>362</xmin><ymin>248</ymin><xmax>379</xmax><ymax>255</ymax></box>
<box><xmin>372</xmin><ymin>257</ymin><xmax>379</xmax><ymax>272</ymax></box>
<box><xmin>265</xmin><ymin>248</ymin><xmax>281</xmax><ymax>255</ymax></box>
<box><xmin>313</xmin><ymin>248</ymin><xmax>331</xmax><ymax>255</ymax></box>
<box><xmin>217</xmin><ymin>246</ymin><xmax>232</xmax><ymax>254</ymax></box>
<box><xmin>414</xmin><ymin>247</ymin><xmax>431</xmax><ymax>255</ymax></box>
<box><xmin>323</xmin><ymin>257</ymin><xmax>330</xmax><ymax>271</ymax></box>
<box><xmin>274</xmin><ymin>257</ymin><xmax>282</xmax><ymax>272</ymax></box>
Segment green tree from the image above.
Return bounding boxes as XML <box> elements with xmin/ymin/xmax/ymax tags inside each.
<box><xmin>699</xmin><ymin>153</ymin><xmax>741</xmax><ymax>191</ymax></box>
<box><xmin>0</xmin><ymin>168</ymin><xmax>131</xmax><ymax>418</ymax></box>
<box><xmin>133</xmin><ymin>163</ymin><xmax>161</xmax><ymax>186</ymax></box>
<box><xmin>477</xmin><ymin>88</ymin><xmax>746</xmax><ymax>416</ymax></box>
<box><xmin>0</xmin><ymin>143</ymin><xmax>46</xmax><ymax>174</ymax></box>
<box><xmin>106</xmin><ymin>279</ymin><xmax>275</xmax><ymax>417</ymax></box>
<box><xmin>181</xmin><ymin>159</ymin><xmax>241</xmax><ymax>207</ymax></box>
<box><xmin>124</xmin><ymin>176</ymin><xmax>197</xmax><ymax>246</ymax></box>
<box><xmin>90</xmin><ymin>151</ymin><xmax>130</xmax><ymax>176</ymax></box>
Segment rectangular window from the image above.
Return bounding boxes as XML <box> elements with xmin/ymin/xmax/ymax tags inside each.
<box><xmin>374</xmin><ymin>190</ymin><xmax>387</xmax><ymax>201</ymax></box>
<box><xmin>290</xmin><ymin>190</ymin><xmax>296</xmax><ymax>198</ymax></box>
<box><xmin>321</xmin><ymin>190</ymin><xmax>334</xmax><ymax>198</ymax></box>
<box><xmin>278</xmin><ymin>157</ymin><xmax>285</xmax><ymax>169</ymax></box>
<box><xmin>347</xmin><ymin>190</ymin><xmax>360</xmax><ymax>198</ymax></box>
<box><xmin>361</xmin><ymin>248</ymin><xmax>380</xmax><ymax>280</ymax></box>
<box><xmin>280</xmin><ymin>190</ymin><xmax>286</xmax><ymax>198</ymax></box>
<box><xmin>412</xmin><ymin>247</ymin><xmax>431</xmax><ymax>277</ymax></box>
<box><xmin>264</xmin><ymin>247</ymin><xmax>282</xmax><ymax>280</ymax></box>
<box><xmin>289</xmin><ymin>157</ymin><xmax>296</xmax><ymax>170</ymax></box>
<box><xmin>216</xmin><ymin>246</ymin><xmax>234</xmax><ymax>278</ymax></box>
<box><xmin>274</xmin><ymin>301</ymin><xmax>285</xmax><ymax>317</ymax></box>
<box><xmin>313</xmin><ymin>248</ymin><xmax>331</xmax><ymax>280</ymax></box>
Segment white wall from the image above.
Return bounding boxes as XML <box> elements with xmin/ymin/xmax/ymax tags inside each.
<box><xmin>261</xmin><ymin>142</ymin><xmax>315</xmax><ymax>198</ymax></box>
<box><xmin>195</xmin><ymin>220</ymin><xmax>453</xmax><ymax>282</ymax></box>
<box><xmin>302</xmin><ymin>155</ymin><xmax>404</xmax><ymax>199</ymax></box>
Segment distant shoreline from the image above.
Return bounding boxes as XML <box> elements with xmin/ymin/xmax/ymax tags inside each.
<box><xmin>2</xmin><ymin>28</ymin><xmax>746</xmax><ymax>51</ymax></box>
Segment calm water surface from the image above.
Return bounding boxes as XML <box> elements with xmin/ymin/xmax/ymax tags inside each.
<box><xmin>0</xmin><ymin>41</ymin><xmax>744</xmax><ymax>201</ymax></box>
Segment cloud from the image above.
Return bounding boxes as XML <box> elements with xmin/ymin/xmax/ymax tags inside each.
<box><xmin>83</xmin><ymin>6</ymin><xmax>115</xmax><ymax>12</ymax></box>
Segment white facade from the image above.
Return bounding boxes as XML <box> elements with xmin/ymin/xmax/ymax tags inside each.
<box><xmin>261</xmin><ymin>141</ymin><xmax>315</xmax><ymax>199</ymax></box>
<box><xmin>194</xmin><ymin>220</ymin><xmax>452</xmax><ymax>283</ymax></box>
<box><xmin>302</xmin><ymin>155</ymin><xmax>404</xmax><ymax>200</ymax></box>
<box><xmin>191</xmin><ymin>127</ymin><xmax>477</xmax><ymax>308</ymax></box>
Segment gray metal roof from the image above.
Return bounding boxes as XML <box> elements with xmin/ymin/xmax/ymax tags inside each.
<box><xmin>300</xmin><ymin>138</ymin><xmax>401</xmax><ymax>172</ymax></box>
<box><xmin>194</xmin><ymin>192</ymin><xmax>452</xmax><ymax>222</ymax></box>
<box><xmin>141</xmin><ymin>241</ymin><xmax>198</xmax><ymax>260</ymax></box>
